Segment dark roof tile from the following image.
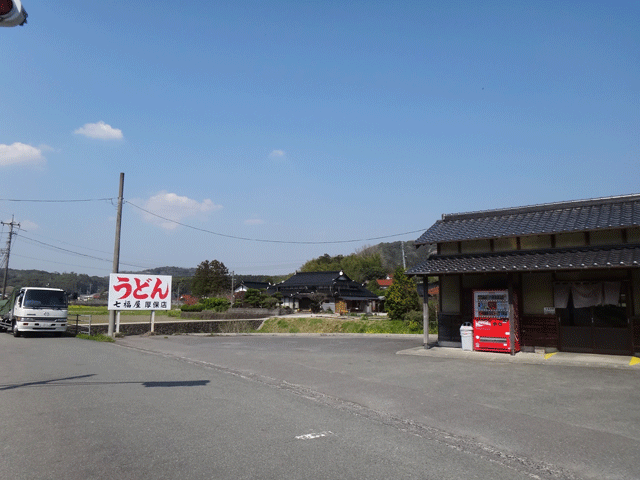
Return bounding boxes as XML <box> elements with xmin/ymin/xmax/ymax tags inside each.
<box><xmin>416</xmin><ymin>194</ymin><xmax>640</xmax><ymax>244</ymax></box>
<box><xmin>406</xmin><ymin>244</ymin><xmax>640</xmax><ymax>276</ymax></box>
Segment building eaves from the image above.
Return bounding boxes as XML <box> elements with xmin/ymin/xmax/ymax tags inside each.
<box><xmin>406</xmin><ymin>244</ymin><xmax>640</xmax><ymax>276</ymax></box>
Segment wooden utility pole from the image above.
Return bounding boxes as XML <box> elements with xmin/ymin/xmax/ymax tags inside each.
<box><xmin>1</xmin><ymin>216</ymin><xmax>20</xmax><ymax>299</ymax></box>
<box><xmin>108</xmin><ymin>173</ymin><xmax>125</xmax><ymax>337</ymax></box>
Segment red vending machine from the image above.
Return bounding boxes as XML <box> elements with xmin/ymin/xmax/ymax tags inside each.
<box><xmin>473</xmin><ymin>290</ymin><xmax>520</xmax><ymax>353</ymax></box>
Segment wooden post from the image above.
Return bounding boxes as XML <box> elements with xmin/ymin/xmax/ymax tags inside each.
<box><xmin>423</xmin><ymin>276</ymin><xmax>430</xmax><ymax>348</ymax></box>
<box><xmin>150</xmin><ymin>310</ymin><xmax>155</xmax><ymax>333</ymax></box>
<box><xmin>115</xmin><ymin>311</ymin><xmax>121</xmax><ymax>333</ymax></box>
<box><xmin>508</xmin><ymin>278</ymin><xmax>515</xmax><ymax>356</ymax></box>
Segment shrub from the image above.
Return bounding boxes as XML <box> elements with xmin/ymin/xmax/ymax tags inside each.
<box><xmin>403</xmin><ymin>310</ymin><xmax>424</xmax><ymax>333</ymax></box>
<box><xmin>201</xmin><ymin>297</ymin><xmax>230</xmax><ymax>312</ymax></box>
<box><xmin>181</xmin><ymin>304</ymin><xmax>204</xmax><ymax>312</ymax></box>
<box><xmin>385</xmin><ymin>267</ymin><xmax>420</xmax><ymax>321</ymax></box>
<box><xmin>262</xmin><ymin>296</ymin><xmax>278</xmax><ymax>309</ymax></box>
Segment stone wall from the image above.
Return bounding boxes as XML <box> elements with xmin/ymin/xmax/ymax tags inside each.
<box><xmin>179</xmin><ymin>308</ymin><xmax>282</xmax><ymax>320</ymax></box>
<box><xmin>68</xmin><ymin>319</ymin><xmax>265</xmax><ymax>336</ymax></box>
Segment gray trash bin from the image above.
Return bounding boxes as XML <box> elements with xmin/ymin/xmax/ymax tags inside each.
<box><xmin>460</xmin><ymin>322</ymin><xmax>473</xmax><ymax>351</ymax></box>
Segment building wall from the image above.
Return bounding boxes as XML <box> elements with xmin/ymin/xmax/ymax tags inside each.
<box><xmin>522</xmin><ymin>273</ymin><xmax>554</xmax><ymax>315</ymax></box>
<box><xmin>591</xmin><ymin>229</ymin><xmax>623</xmax><ymax>245</ymax></box>
<box><xmin>520</xmin><ymin>235</ymin><xmax>552</xmax><ymax>250</ymax></box>
<box><xmin>556</xmin><ymin>232</ymin><xmax>586</xmax><ymax>248</ymax></box>
<box><xmin>633</xmin><ymin>270</ymin><xmax>640</xmax><ymax>317</ymax></box>
<box><xmin>444</xmin><ymin>227</ymin><xmax>637</xmax><ymax>256</ymax></box>
<box><xmin>461</xmin><ymin>239</ymin><xmax>490</xmax><ymax>254</ymax></box>
<box><xmin>440</xmin><ymin>275</ymin><xmax>460</xmax><ymax>314</ymax></box>
<box><xmin>494</xmin><ymin>237</ymin><xmax>518</xmax><ymax>251</ymax></box>
<box><xmin>440</xmin><ymin>242</ymin><xmax>459</xmax><ymax>255</ymax></box>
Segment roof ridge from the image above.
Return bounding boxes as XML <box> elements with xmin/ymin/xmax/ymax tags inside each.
<box><xmin>442</xmin><ymin>193</ymin><xmax>640</xmax><ymax>221</ymax></box>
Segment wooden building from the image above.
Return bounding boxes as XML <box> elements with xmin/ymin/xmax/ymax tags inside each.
<box><xmin>269</xmin><ymin>271</ymin><xmax>378</xmax><ymax>314</ymax></box>
<box><xmin>407</xmin><ymin>194</ymin><xmax>640</xmax><ymax>355</ymax></box>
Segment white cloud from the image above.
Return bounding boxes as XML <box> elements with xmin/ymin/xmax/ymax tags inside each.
<box><xmin>0</xmin><ymin>142</ymin><xmax>45</xmax><ymax>167</ymax></box>
<box><xmin>139</xmin><ymin>191</ymin><xmax>222</xmax><ymax>230</ymax></box>
<box><xmin>18</xmin><ymin>220</ymin><xmax>39</xmax><ymax>231</ymax></box>
<box><xmin>269</xmin><ymin>149</ymin><xmax>285</xmax><ymax>159</ymax></box>
<box><xmin>244</xmin><ymin>218</ymin><xmax>265</xmax><ymax>225</ymax></box>
<box><xmin>38</xmin><ymin>144</ymin><xmax>58</xmax><ymax>153</ymax></box>
<box><xmin>74</xmin><ymin>121</ymin><xmax>123</xmax><ymax>140</ymax></box>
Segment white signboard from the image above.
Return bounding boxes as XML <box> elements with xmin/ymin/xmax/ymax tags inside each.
<box><xmin>108</xmin><ymin>274</ymin><xmax>172</xmax><ymax>311</ymax></box>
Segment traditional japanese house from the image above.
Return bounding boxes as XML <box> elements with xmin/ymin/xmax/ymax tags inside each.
<box><xmin>233</xmin><ymin>280</ymin><xmax>271</xmax><ymax>301</ymax></box>
<box><xmin>269</xmin><ymin>271</ymin><xmax>379</xmax><ymax>314</ymax></box>
<box><xmin>406</xmin><ymin>194</ymin><xmax>640</xmax><ymax>355</ymax></box>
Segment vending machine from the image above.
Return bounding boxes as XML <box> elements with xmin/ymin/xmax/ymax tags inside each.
<box><xmin>472</xmin><ymin>290</ymin><xmax>520</xmax><ymax>353</ymax></box>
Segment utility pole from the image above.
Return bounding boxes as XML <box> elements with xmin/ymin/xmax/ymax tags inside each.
<box><xmin>231</xmin><ymin>271</ymin><xmax>235</xmax><ymax>306</ymax></box>
<box><xmin>401</xmin><ymin>241</ymin><xmax>406</xmax><ymax>269</ymax></box>
<box><xmin>1</xmin><ymin>216</ymin><xmax>20</xmax><ymax>299</ymax></box>
<box><xmin>108</xmin><ymin>173</ymin><xmax>125</xmax><ymax>337</ymax></box>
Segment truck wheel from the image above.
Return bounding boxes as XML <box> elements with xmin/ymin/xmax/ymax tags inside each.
<box><xmin>12</xmin><ymin>322</ymin><xmax>21</xmax><ymax>337</ymax></box>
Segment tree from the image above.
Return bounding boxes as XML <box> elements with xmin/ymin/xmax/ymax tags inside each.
<box><xmin>191</xmin><ymin>260</ymin><xmax>231</xmax><ymax>297</ymax></box>
<box><xmin>384</xmin><ymin>266</ymin><xmax>420</xmax><ymax>321</ymax></box>
<box><xmin>243</xmin><ymin>288</ymin><xmax>264</xmax><ymax>307</ymax></box>
<box><xmin>300</xmin><ymin>251</ymin><xmax>385</xmax><ymax>283</ymax></box>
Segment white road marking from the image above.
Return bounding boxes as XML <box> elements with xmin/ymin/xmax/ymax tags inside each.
<box><xmin>295</xmin><ymin>431</ymin><xmax>333</xmax><ymax>440</ymax></box>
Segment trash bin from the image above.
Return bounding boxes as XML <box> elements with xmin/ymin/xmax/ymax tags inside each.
<box><xmin>460</xmin><ymin>322</ymin><xmax>473</xmax><ymax>351</ymax></box>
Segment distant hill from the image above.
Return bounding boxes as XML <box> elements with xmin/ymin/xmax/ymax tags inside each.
<box><xmin>3</xmin><ymin>241</ymin><xmax>434</xmax><ymax>297</ymax></box>
<box><xmin>360</xmin><ymin>240</ymin><xmax>435</xmax><ymax>272</ymax></box>
<box><xmin>130</xmin><ymin>266</ymin><xmax>196</xmax><ymax>277</ymax></box>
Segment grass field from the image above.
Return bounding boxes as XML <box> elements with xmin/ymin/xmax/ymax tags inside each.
<box><xmin>68</xmin><ymin>305</ymin><xmax>180</xmax><ymax>324</ymax></box>
<box><xmin>68</xmin><ymin>306</ymin><xmax>435</xmax><ymax>334</ymax></box>
<box><xmin>256</xmin><ymin>316</ymin><xmax>433</xmax><ymax>334</ymax></box>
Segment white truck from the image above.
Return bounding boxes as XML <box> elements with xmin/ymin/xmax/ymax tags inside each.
<box><xmin>0</xmin><ymin>287</ymin><xmax>68</xmax><ymax>337</ymax></box>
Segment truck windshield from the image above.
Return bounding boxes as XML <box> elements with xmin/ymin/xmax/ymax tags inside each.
<box><xmin>23</xmin><ymin>290</ymin><xmax>68</xmax><ymax>308</ymax></box>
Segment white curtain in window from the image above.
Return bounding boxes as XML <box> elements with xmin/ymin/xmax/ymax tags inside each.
<box><xmin>554</xmin><ymin>284</ymin><xmax>570</xmax><ymax>309</ymax></box>
<box><xmin>571</xmin><ymin>283</ymin><xmax>603</xmax><ymax>308</ymax></box>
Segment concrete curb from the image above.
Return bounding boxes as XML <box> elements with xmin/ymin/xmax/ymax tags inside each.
<box><xmin>398</xmin><ymin>345</ymin><xmax>640</xmax><ymax>370</ymax></box>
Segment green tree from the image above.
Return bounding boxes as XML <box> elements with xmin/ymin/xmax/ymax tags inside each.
<box><xmin>384</xmin><ymin>266</ymin><xmax>420</xmax><ymax>321</ymax></box>
<box><xmin>300</xmin><ymin>251</ymin><xmax>385</xmax><ymax>283</ymax></box>
<box><xmin>191</xmin><ymin>260</ymin><xmax>231</xmax><ymax>297</ymax></box>
<box><xmin>243</xmin><ymin>288</ymin><xmax>264</xmax><ymax>307</ymax></box>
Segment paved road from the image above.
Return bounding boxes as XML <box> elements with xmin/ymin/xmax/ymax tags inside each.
<box><xmin>1</xmin><ymin>333</ymin><xmax>638</xmax><ymax>479</ymax></box>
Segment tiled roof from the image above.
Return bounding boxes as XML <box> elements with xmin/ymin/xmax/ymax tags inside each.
<box><xmin>273</xmin><ymin>271</ymin><xmax>378</xmax><ymax>299</ymax></box>
<box><xmin>277</xmin><ymin>271</ymin><xmax>347</xmax><ymax>287</ymax></box>
<box><xmin>237</xmin><ymin>281</ymin><xmax>270</xmax><ymax>290</ymax></box>
<box><xmin>415</xmin><ymin>194</ymin><xmax>640</xmax><ymax>244</ymax></box>
<box><xmin>406</xmin><ymin>244</ymin><xmax>640</xmax><ymax>276</ymax></box>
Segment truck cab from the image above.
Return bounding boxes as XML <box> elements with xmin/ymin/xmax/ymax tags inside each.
<box><xmin>1</xmin><ymin>287</ymin><xmax>68</xmax><ymax>337</ymax></box>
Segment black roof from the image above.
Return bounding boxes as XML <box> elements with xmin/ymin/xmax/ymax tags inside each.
<box><xmin>276</xmin><ymin>271</ymin><xmax>350</xmax><ymax>287</ymax></box>
<box><xmin>415</xmin><ymin>194</ymin><xmax>640</xmax><ymax>245</ymax></box>
<box><xmin>272</xmin><ymin>271</ymin><xmax>378</xmax><ymax>299</ymax></box>
<box><xmin>236</xmin><ymin>281</ymin><xmax>270</xmax><ymax>290</ymax></box>
<box><xmin>406</xmin><ymin>244</ymin><xmax>640</xmax><ymax>276</ymax></box>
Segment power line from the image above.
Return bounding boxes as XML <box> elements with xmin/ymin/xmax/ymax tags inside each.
<box><xmin>0</xmin><ymin>198</ymin><xmax>114</xmax><ymax>203</ymax></box>
<box><xmin>15</xmin><ymin>233</ymin><xmax>151</xmax><ymax>269</ymax></box>
<box><xmin>125</xmin><ymin>201</ymin><xmax>426</xmax><ymax>245</ymax></box>
<box><xmin>1</xmin><ymin>196</ymin><xmax>427</xmax><ymax>245</ymax></box>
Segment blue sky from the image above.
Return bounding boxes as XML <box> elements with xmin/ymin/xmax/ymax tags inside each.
<box><xmin>1</xmin><ymin>1</ymin><xmax>638</xmax><ymax>277</ymax></box>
